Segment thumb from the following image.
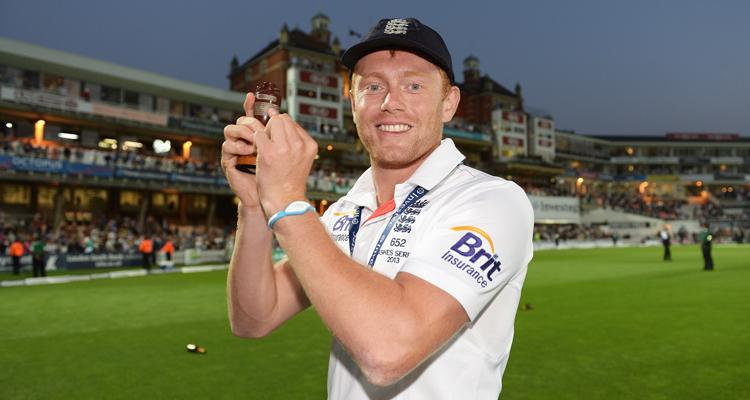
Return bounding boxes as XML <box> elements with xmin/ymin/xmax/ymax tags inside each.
<box><xmin>243</xmin><ymin>92</ymin><xmax>256</xmax><ymax>116</ymax></box>
<box><xmin>267</xmin><ymin>105</ymin><xmax>280</xmax><ymax>118</ymax></box>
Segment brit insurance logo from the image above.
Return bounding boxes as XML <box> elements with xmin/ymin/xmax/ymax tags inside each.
<box><xmin>330</xmin><ymin>210</ymin><xmax>355</xmax><ymax>243</ymax></box>
<box><xmin>440</xmin><ymin>226</ymin><xmax>501</xmax><ymax>288</ymax></box>
<box><xmin>332</xmin><ymin>210</ymin><xmax>355</xmax><ymax>232</ymax></box>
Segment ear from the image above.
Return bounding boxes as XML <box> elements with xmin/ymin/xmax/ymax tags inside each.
<box><xmin>349</xmin><ymin>89</ymin><xmax>357</xmax><ymax>118</ymax></box>
<box><xmin>349</xmin><ymin>73</ymin><xmax>359</xmax><ymax>120</ymax></box>
<box><xmin>441</xmin><ymin>86</ymin><xmax>460</xmax><ymax>123</ymax></box>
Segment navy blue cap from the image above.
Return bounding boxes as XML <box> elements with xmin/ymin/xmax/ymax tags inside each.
<box><xmin>341</xmin><ymin>18</ymin><xmax>455</xmax><ymax>84</ymax></box>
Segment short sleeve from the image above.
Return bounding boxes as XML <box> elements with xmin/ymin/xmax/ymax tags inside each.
<box><xmin>400</xmin><ymin>181</ymin><xmax>534</xmax><ymax>321</ymax></box>
<box><xmin>320</xmin><ymin>199</ymin><xmax>359</xmax><ymax>254</ymax></box>
<box><xmin>319</xmin><ymin>201</ymin><xmax>338</xmax><ymax>232</ymax></box>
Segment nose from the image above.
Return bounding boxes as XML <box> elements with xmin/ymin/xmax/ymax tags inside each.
<box><xmin>380</xmin><ymin>89</ymin><xmax>405</xmax><ymax>112</ymax></box>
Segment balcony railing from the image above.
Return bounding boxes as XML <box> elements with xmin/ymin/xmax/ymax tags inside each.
<box><xmin>0</xmin><ymin>154</ymin><xmax>227</xmax><ymax>186</ymax></box>
<box><xmin>1</xmin><ymin>86</ymin><xmax>232</xmax><ymax>137</ymax></box>
<box><xmin>1</xmin><ymin>86</ymin><xmax>169</xmax><ymax>127</ymax></box>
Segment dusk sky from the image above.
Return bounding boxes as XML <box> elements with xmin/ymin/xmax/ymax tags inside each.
<box><xmin>1</xmin><ymin>0</ymin><xmax>748</xmax><ymax>136</ymax></box>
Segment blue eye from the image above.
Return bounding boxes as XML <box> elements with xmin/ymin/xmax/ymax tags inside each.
<box><xmin>364</xmin><ymin>83</ymin><xmax>382</xmax><ymax>92</ymax></box>
<box><xmin>408</xmin><ymin>83</ymin><xmax>422</xmax><ymax>91</ymax></box>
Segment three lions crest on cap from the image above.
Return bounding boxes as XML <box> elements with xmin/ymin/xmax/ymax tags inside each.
<box><xmin>384</xmin><ymin>19</ymin><xmax>409</xmax><ymax>35</ymax></box>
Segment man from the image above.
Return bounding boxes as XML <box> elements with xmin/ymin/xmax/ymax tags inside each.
<box><xmin>698</xmin><ymin>223</ymin><xmax>713</xmax><ymax>271</ymax></box>
<box><xmin>659</xmin><ymin>225</ymin><xmax>671</xmax><ymax>261</ymax></box>
<box><xmin>733</xmin><ymin>228</ymin><xmax>744</xmax><ymax>244</ymax></box>
<box><xmin>138</xmin><ymin>234</ymin><xmax>154</xmax><ymax>272</ymax></box>
<box><xmin>159</xmin><ymin>235</ymin><xmax>175</xmax><ymax>269</ymax></box>
<box><xmin>222</xmin><ymin>18</ymin><xmax>534</xmax><ymax>399</ymax></box>
<box><xmin>9</xmin><ymin>236</ymin><xmax>24</xmax><ymax>275</ymax></box>
<box><xmin>31</xmin><ymin>235</ymin><xmax>46</xmax><ymax>277</ymax></box>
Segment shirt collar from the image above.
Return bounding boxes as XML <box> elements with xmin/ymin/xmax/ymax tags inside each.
<box><xmin>340</xmin><ymin>139</ymin><xmax>465</xmax><ymax>208</ymax></box>
<box><xmin>405</xmin><ymin>138</ymin><xmax>465</xmax><ymax>191</ymax></box>
<box><xmin>343</xmin><ymin>166</ymin><xmax>377</xmax><ymax>209</ymax></box>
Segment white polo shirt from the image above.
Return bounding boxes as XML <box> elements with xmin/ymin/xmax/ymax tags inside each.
<box><xmin>321</xmin><ymin>139</ymin><xmax>534</xmax><ymax>400</ymax></box>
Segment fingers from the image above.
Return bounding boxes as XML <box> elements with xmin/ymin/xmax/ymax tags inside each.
<box><xmin>289</xmin><ymin>119</ymin><xmax>317</xmax><ymax>157</ymax></box>
<box><xmin>277</xmin><ymin>114</ymin><xmax>317</xmax><ymax>155</ymax></box>
<box><xmin>219</xmin><ymin>149</ymin><xmax>236</xmax><ymax>173</ymax></box>
<box><xmin>221</xmin><ymin>137</ymin><xmax>254</xmax><ymax>156</ymax></box>
<box><xmin>255</xmin><ymin>113</ymin><xmax>317</xmax><ymax>164</ymax></box>
<box><xmin>225</xmin><ymin>114</ymin><xmax>266</xmax><ymax>144</ymax></box>
<box><xmin>235</xmin><ymin>116</ymin><xmax>265</xmax><ymax>132</ymax></box>
<box><xmin>299</xmin><ymin>124</ymin><xmax>318</xmax><ymax>156</ymax></box>
<box><xmin>255</xmin><ymin>114</ymin><xmax>295</xmax><ymax>162</ymax></box>
<box><xmin>269</xmin><ymin>114</ymin><xmax>297</xmax><ymax>147</ymax></box>
<box><xmin>223</xmin><ymin>123</ymin><xmax>255</xmax><ymax>143</ymax></box>
<box><xmin>267</xmin><ymin>105</ymin><xmax>280</xmax><ymax>118</ymax></box>
<box><xmin>222</xmin><ymin>124</ymin><xmax>257</xmax><ymax>167</ymax></box>
<box><xmin>278</xmin><ymin>114</ymin><xmax>317</xmax><ymax>154</ymax></box>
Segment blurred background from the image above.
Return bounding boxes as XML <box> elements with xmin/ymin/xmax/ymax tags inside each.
<box><xmin>0</xmin><ymin>1</ymin><xmax>748</xmax><ymax>399</ymax></box>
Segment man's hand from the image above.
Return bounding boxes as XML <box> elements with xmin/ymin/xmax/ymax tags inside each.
<box><xmin>221</xmin><ymin>93</ymin><xmax>267</xmax><ymax>212</ymax></box>
<box><xmin>254</xmin><ymin>109</ymin><xmax>318</xmax><ymax>218</ymax></box>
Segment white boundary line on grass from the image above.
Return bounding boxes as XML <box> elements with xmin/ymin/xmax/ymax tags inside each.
<box><xmin>0</xmin><ymin>264</ymin><xmax>228</xmax><ymax>288</ymax></box>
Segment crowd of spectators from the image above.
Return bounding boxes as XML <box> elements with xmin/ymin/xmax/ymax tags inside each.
<box><xmin>694</xmin><ymin>202</ymin><xmax>724</xmax><ymax>221</ymax></box>
<box><xmin>711</xmin><ymin>186</ymin><xmax>750</xmax><ymax>202</ymax></box>
<box><xmin>580</xmin><ymin>191</ymin><xmax>691</xmax><ymax>220</ymax></box>
<box><xmin>522</xmin><ymin>182</ymin><xmax>694</xmax><ymax>220</ymax></box>
<box><xmin>306</xmin><ymin>123</ymin><xmax>357</xmax><ymax>144</ymax></box>
<box><xmin>523</xmin><ymin>180</ymin><xmax>740</xmax><ymax>222</ymax></box>
<box><xmin>522</xmin><ymin>183</ymin><xmax>574</xmax><ymax>197</ymax></box>
<box><xmin>0</xmin><ymin>212</ymin><xmax>233</xmax><ymax>258</ymax></box>
<box><xmin>0</xmin><ymin>138</ymin><xmax>221</xmax><ymax>176</ymax></box>
<box><xmin>533</xmin><ymin>223</ymin><xmax>613</xmax><ymax>243</ymax></box>
<box><xmin>2</xmin><ymin>138</ymin><xmax>365</xmax><ymax>195</ymax></box>
<box><xmin>520</xmin><ymin>180</ymin><xmax>750</xmax><ymax>228</ymax></box>
<box><xmin>307</xmin><ymin>168</ymin><xmax>359</xmax><ymax>195</ymax></box>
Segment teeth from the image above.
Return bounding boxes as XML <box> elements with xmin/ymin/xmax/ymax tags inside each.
<box><xmin>378</xmin><ymin>124</ymin><xmax>411</xmax><ymax>132</ymax></box>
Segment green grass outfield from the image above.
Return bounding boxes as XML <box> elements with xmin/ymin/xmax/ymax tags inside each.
<box><xmin>1</xmin><ymin>244</ymin><xmax>748</xmax><ymax>399</ymax></box>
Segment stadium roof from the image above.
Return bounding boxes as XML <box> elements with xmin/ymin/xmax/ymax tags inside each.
<box><xmin>525</xmin><ymin>106</ymin><xmax>554</xmax><ymax>119</ymax></box>
<box><xmin>0</xmin><ymin>36</ymin><xmax>244</xmax><ymax>110</ymax></box>
<box><xmin>236</xmin><ymin>27</ymin><xmax>337</xmax><ymax>73</ymax></box>
<box><xmin>589</xmin><ymin>135</ymin><xmax>750</xmax><ymax>143</ymax></box>
<box><xmin>459</xmin><ymin>75</ymin><xmax>517</xmax><ymax>98</ymax></box>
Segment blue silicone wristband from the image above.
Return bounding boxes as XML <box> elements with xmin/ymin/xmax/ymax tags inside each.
<box><xmin>267</xmin><ymin>201</ymin><xmax>315</xmax><ymax>229</ymax></box>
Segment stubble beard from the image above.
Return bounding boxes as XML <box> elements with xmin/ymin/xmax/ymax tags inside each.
<box><xmin>367</xmin><ymin>137</ymin><xmax>440</xmax><ymax>171</ymax></box>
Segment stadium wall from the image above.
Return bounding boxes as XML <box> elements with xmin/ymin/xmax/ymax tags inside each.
<box><xmin>582</xmin><ymin>208</ymin><xmax>703</xmax><ymax>241</ymax></box>
<box><xmin>528</xmin><ymin>195</ymin><xmax>581</xmax><ymax>224</ymax></box>
<box><xmin>0</xmin><ymin>249</ymin><xmax>228</xmax><ymax>272</ymax></box>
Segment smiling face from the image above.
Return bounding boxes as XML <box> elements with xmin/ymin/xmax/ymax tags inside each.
<box><xmin>350</xmin><ymin>50</ymin><xmax>460</xmax><ymax>171</ymax></box>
